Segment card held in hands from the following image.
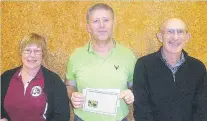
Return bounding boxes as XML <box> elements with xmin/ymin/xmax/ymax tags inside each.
<box><xmin>82</xmin><ymin>88</ymin><xmax>120</xmax><ymax>115</ymax></box>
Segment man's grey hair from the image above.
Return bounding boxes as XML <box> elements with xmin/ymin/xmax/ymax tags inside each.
<box><xmin>86</xmin><ymin>3</ymin><xmax>114</xmax><ymax>23</ymax></box>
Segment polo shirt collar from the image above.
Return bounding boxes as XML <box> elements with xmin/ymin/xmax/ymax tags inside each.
<box><xmin>87</xmin><ymin>39</ymin><xmax>117</xmax><ymax>53</ymax></box>
<box><xmin>161</xmin><ymin>47</ymin><xmax>185</xmax><ymax>66</ymax></box>
<box><xmin>14</xmin><ymin>66</ymin><xmax>43</xmax><ymax>80</ymax></box>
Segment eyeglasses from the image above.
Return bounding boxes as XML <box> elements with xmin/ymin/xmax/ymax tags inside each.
<box><xmin>163</xmin><ymin>29</ymin><xmax>187</xmax><ymax>36</ymax></box>
<box><xmin>22</xmin><ymin>49</ymin><xmax>42</xmax><ymax>55</ymax></box>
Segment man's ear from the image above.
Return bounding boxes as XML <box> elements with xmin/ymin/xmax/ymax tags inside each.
<box><xmin>113</xmin><ymin>18</ymin><xmax>116</xmax><ymax>30</ymax></box>
<box><xmin>185</xmin><ymin>32</ymin><xmax>191</xmax><ymax>43</ymax></box>
<box><xmin>86</xmin><ymin>24</ymin><xmax>91</xmax><ymax>33</ymax></box>
<box><xmin>157</xmin><ymin>32</ymin><xmax>163</xmax><ymax>43</ymax></box>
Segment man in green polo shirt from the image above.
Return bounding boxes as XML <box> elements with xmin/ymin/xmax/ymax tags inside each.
<box><xmin>65</xmin><ymin>3</ymin><xmax>136</xmax><ymax>121</ymax></box>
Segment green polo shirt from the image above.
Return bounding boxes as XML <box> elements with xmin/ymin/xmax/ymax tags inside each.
<box><xmin>66</xmin><ymin>41</ymin><xmax>136</xmax><ymax>121</ymax></box>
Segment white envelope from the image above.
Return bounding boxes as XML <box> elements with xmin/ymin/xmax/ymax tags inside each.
<box><xmin>83</xmin><ymin>88</ymin><xmax>120</xmax><ymax>115</ymax></box>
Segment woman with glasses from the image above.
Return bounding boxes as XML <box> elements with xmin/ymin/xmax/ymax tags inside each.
<box><xmin>1</xmin><ymin>33</ymin><xmax>70</xmax><ymax>121</ymax></box>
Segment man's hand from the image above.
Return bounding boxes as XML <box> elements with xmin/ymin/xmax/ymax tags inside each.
<box><xmin>71</xmin><ymin>92</ymin><xmax>85</xmax><ymax>108</ymax></box>
<box><xmin>0</xmin><ymin>118</ymin><xmax>8</xmax><ymax>121</ymax></box>
<box><xmin>120</xmin><ymin>89</ymin><xmax>134</xmax><ymax>104</ymax></box>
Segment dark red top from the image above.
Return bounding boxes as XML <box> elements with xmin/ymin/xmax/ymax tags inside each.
<box><xmin>4</xmin><ymin>68</ymin><xmax>47</xmax><ymax>121</ymax></box>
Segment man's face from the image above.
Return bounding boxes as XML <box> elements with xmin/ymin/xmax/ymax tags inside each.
<box><xmin>87</xmin><ymin>9</ymin><xmax>114</xmax><ymax>42</ymax></box>
<box><xmin>157</xmin><ymin>19</ymin><xmax>190</xmax><ymax>54</ymax></box>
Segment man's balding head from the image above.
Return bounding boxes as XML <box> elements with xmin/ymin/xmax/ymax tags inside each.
<box><xmin>159</xmin><ymin>18</ymin><xmax>188</xmax><ymax>33</ymax></box>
